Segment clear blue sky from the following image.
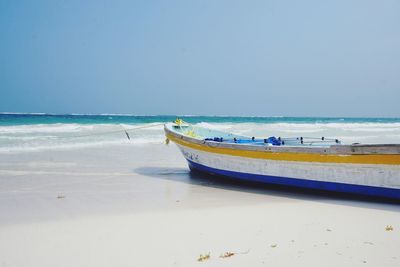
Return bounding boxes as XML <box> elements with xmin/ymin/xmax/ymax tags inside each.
<box><xmin>1</xmin><ymin>0</ymin><xmax>399</xmax><ymax>117</ymax></box>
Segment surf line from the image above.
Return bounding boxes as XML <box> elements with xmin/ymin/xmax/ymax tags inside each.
<box><xmin>59</xmin><ymin>123</ymin><xmax>165</xmax><ymax>140</ymax></box>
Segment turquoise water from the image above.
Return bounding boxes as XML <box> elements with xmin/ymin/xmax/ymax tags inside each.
<box><xmin>1</xmin><ymin>113</ymin><xmax>400</xmax><ymax>152</ymax></box>
<box><xmin>1</xmin><ymin>113</ymin><xmax>400</xmax><ymax>126</ymax></box>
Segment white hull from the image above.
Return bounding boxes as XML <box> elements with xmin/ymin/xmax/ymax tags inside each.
<box><xmin>178</xmin><ymin>144</ymin><xmax>400</xmax><ymax>190</ymax></box>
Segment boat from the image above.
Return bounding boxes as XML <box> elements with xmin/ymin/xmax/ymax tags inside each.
<box><xmin>164</xmin><ymin>120</ymin><xmax>400</xmax><ymax>199</ymax></box>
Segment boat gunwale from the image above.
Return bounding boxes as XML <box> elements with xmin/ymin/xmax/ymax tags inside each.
<box><xmin>164</xmin><ymin>123</ymin><xmax>400</xmax><ymax>156</ymax></box>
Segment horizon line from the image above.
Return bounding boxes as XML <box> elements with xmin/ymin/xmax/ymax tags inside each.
<box><xmin>1</xmin><ymin>112</ymin><xmax>400</xmax><ymax>119</ymax></box>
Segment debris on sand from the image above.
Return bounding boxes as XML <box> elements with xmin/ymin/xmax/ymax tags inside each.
<box><xmin>220</xmin><ymin>252</ymin><xmax>235</xmax><ymax>258</ymax></box>
<box><xmin>270</xmin><ymin>244</ymin><xmax>277</xmax><ymax>248</ymax></box>
<box><xmin>326</xmin><ymin>228</ymin><xmax>332</xmax><ymax>232</ymax></box>
<box><xmin>219</xmin><ymin>249</ymin><xmax>250</xmax><ymax>259</ymax></box>
<box><xmin>57</xmin><ymin>195</ymin><xmax>65</xmax><ymax>199</ymax></box>
<box><xmin>385</xmin><ymin>225</ymin><xmax>394</xmax><ymax>231</ymax></box>
<box><xmin>197</xmin><ymin>253</ymin><xmax>210</xmax><ymax>262</ymax></box>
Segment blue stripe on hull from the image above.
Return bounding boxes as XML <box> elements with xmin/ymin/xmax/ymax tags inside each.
<box><xmin>187</xmin><ymin>160</ymin><xmax>400</xmax><ymax>199</ymax></box>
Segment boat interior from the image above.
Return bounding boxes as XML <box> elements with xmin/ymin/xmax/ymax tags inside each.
<box><xmin>169</xmin><ymin>123</ymin><xmax>341</xmax><ymax>147</ymax></box>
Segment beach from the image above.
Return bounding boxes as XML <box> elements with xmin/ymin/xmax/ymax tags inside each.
<box><xmin>2</xmin><ymin>0</ymin><xmax>400</xmax><ymax>264</ymax></box>
<box><xmin>1</xmin><ymin>140</ymin><xmax>400</xmax><ymax>267</ymax></box>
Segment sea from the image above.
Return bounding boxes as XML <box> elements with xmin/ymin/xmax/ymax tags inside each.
<box><xmin>1</xmin><ymin>113</ymin><xmax>400</xmax><ymax>153</ymax></box>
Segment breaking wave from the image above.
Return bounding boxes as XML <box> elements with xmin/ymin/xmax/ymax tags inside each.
<box><xmin>1</xmin><ymin>121</ymin><xmax>400</xmax><ymax>153</ymax></box>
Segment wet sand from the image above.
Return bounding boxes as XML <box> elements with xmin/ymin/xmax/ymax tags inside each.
<box><xmin>0</xmin><ymin>144</ymin><xmax>399</xmax><ymax>266</ymax></box>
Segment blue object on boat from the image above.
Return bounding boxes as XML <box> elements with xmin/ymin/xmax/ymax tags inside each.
<box><xmin>235</xmin><ymin>139</ymin><xmax>258</xmax><ymax>144</ymax></box>
<box><xmin>266</xmin><ymin>136</ymin><xmax>282</xmax><ymax>146</ymax></box>
<box><xmin>207</xmin><ymin>137</ymin><xmax>224</xmax><ymax>142</ymax></box>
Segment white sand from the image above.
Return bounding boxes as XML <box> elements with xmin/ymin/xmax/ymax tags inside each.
<box><xmin>0</xmin><ymin>144</ymin><xmax>399</xmax><ymax>267</ymax></box>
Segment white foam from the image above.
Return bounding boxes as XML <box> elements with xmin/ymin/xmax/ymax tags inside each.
<box><xmin>1</xmin><ymin>122</ymin><xmax>400</xmax><ymax>153</ymax></box>
<box><xmin>0</xmin><ymin>123</ymin><xmax>166</xmax><ymax>153</ymax></box>
<box><xmin>0</xmin><ymin>112</ymin><xmax>49</xmax><ymax>115</ymax></box>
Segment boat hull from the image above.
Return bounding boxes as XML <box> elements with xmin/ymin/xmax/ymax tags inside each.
<box><xmin>187</xmin><ymin>159</ymin><xmax>400</xmax><ymax>199</ymax></box>
<box><xmin>176</xmin><ymin>143</ymin><xmax>400</xmax><ymax>199</ymax></box>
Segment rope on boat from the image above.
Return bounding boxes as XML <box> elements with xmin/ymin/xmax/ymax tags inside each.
<box><xmin>173</xmin><ymin>118</ymin><xmax>341</xmax><ymax>145</ymax></box>
<box><xmin>58</xmin><ymin>123</ymin><xmax>165</xmax><ymax>140</ymax></box>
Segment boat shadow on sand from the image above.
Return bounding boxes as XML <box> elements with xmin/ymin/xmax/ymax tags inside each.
<box><xmin>134</xmin><ymin>166</ymin><xmax>400</xmax><ymax>209</ymax></box>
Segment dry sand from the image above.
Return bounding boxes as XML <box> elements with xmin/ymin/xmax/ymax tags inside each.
<box><xmin>0</xmin><ymin>143</ymin><xmax>399</xmax><ymax>266</ymax></box>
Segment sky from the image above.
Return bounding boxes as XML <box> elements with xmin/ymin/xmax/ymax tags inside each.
<box><xmin>0</xmin><ymin>0</ymin><xmax>399</xmax><ymax>117</ymax></box>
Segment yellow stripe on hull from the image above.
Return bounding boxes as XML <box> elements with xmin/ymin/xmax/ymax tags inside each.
<box><xmin>167</xmin><ymin>133</ymin><xmax>400</xmax><ymax>165</ymax></box>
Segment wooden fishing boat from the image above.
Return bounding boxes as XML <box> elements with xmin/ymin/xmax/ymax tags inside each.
<box><xmin>164</xmin><ymin>120</ymin><xmax>400</xmax><ymax>199</ymax></box>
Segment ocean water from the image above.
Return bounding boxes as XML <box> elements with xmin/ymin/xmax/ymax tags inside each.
<box><xmin>1</xmin><ymin>113</ymin><xmax>400</xmax><ymax>153</ymax></box>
